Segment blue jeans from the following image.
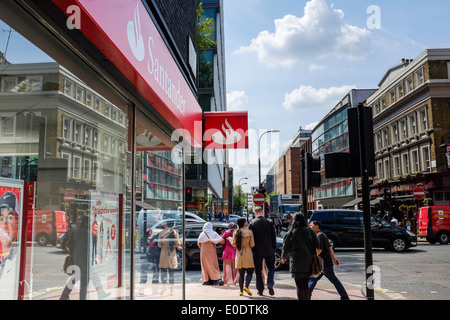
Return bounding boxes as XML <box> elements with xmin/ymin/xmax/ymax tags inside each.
<box><xmin>307</xmin><ymin>266</ymin><xmax>350</xmax><ymax>300</ymax></box>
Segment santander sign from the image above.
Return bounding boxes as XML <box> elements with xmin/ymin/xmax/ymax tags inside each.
<box><xmin>51</xmin><ymin>0</ymin><xmax>202</xmax><ymax>146</ymax></box>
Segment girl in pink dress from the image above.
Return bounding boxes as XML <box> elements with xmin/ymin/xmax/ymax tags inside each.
<box><xmin>221</xmin><ymin>222</ymin><xmax>239</xmax><ymax>285</ymax></box>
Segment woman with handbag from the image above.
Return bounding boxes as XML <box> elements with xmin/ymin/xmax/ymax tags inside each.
<box><xmin>281</xmin><ymin>212</ymin><xmax>319</xmax><ymax>300</ymax></box>
<box><xmin>197</xmin><ymin>222</ymin><xmax>225</xmax><ymax>285</ymax></box>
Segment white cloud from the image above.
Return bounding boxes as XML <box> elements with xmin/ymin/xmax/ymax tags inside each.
<box><xmin>234</xmin><ymin>0</ymin><xmax>371</xmax><ymax>68</ymax></box>
<box><xmin>226</xmin><ymin>90</ymin><xmax>249</xmax><ymax>111</ymax></box>
<box><xmin>282</xmin><ymin>84</ymin><xmax>355</xmax><ymax>110</ymax></box>
<box><xmin>305</xmin><ymin>121</ymin><xmax>319</xmax><ymax>130</ymax></box>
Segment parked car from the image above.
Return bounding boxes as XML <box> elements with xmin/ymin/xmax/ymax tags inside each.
<box><xmin>418</xmin><ymin>206</ymin><xmax>450</xmax><ymax>244</ymax></box>
<box><xmin>308</xmin><ymin>209</ymin><xmax>417</xmax><ymax>252</ymax></box>
<box><xmin>148</xmin><ymin>221</ymin><xmax>286</xmax><ymax>271</ymax></box>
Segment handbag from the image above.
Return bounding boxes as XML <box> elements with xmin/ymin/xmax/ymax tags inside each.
<box><xmin>308</xmin><ymin>229</ymin><xmax>324</xmax><ymax>278</ymax></box>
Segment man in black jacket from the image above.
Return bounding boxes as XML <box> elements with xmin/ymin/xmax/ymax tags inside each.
<box><xmin>248</xmin><ymin>206</ymin><xmax>276</xmax><ymax>296</ymax></box>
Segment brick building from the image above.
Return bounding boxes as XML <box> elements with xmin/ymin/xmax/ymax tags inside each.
<box><xmin>367</xmin><ymin>49</ymin><xmax>450</xmax><ymax>212</ymax></box>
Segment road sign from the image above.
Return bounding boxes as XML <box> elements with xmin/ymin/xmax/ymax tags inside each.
<box><xmin>64</xmin><ymin>192</ymin><xmax>75</xmax><ymax>204</ymax></box>
<box><xmin>413</xmin><ymin>187</ymin><xmax>425</xmax><ymax>200</ymax></box>
<box><xmin>253</xmin><ymin>193</ymin><xmax>265</xmax><ymax>205</ymax></box>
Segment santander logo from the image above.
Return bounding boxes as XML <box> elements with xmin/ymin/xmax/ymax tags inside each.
<box><xmin>212</xmin><ymin>119</ymin><xmax>243</xmax><ymax>145</ymax></box>
<box><xmin>127</xmin><ymin>2</ymin><xmax>145</xmax><ymax>62</ymax></box>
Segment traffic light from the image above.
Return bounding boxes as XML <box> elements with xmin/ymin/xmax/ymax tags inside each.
<box><xmin>324</xmin><ymin>104</ymin><xmax>375</xmax><ymax>178</ymax></box>
<box><xmin>304</xmin><ymin>153</ymin><xmax>321</xmax><ymax>190</ymax></box>
<box><xmin>185</xmin><ymin>187</ymin><xmax>193</xmax><ymax>202</ymax></box>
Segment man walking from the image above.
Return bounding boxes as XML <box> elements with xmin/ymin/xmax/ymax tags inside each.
<box><xmin>307</xmin><ymin>221</ymin><xmax>349</xmax><ymax>300</ymax></box>
<box><xmin>248</xmin><ymin>206</ymin><xmax>276</xmax><ymax>296</ymax></box>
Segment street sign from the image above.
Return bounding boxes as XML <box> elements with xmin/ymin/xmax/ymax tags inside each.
<box><xmin>64</xmin><ymin>192</ymin><xmax>75</xmax><ymax>204</ymax></box>
<box><xmin>253</xmin><ymin>193</ymin><xmax>265</xmax><ymax>205</ymax></box>
<box><xmin>413</xmin><ymin>187</ymin><xmax>425</xmax><ymax>200</ymax></box>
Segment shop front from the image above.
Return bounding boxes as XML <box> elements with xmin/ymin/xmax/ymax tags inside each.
<box><xmin>0</xmin><ymin>0</ymin><xmax>202</xmax><ymax>300</ymax></box>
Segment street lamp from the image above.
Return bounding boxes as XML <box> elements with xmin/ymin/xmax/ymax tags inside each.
<box><xmin>258</xmin><ymin>130</ymin><xmax>280</xmax><ymax>191</ymax></box>
<box><xmin>238</xmin><ymin>177</ymin><xmax>248</xmax><ymax>215</ymax></box>
<box><xmin>258</xmin><ymin>129</ymin><xmax>280</xmax><ymax>217</ymax></box>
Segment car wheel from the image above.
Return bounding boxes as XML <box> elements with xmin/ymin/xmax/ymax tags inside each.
<box><xmin>391</xmin><ymin>237</ymin><xmax>407</xmax><ymax>252</ymax></box>
<box><xmin>437</xmin><ymin>231</ymin><xmax>450</xmax><ymax>244</ymax></box>
<box><xmin>36</xmin><ymin>233</ymin><xmax>49</xmax><ymax>246</ymax></box>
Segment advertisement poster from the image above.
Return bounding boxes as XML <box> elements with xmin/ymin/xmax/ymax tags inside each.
<box><xmin>0</xmin><ymin>178</ymin><xmax>24</xmax><ymax>300</ymax></box>
<box><xmin>89</xmin><ymin>190</ymin><xmax>119</xmax><ymax>293</ymax></box>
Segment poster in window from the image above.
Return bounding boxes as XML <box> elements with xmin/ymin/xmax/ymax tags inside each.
<box><xmin>0</xmin><ymin>178</ymin><xmax>23</xmax><ymax>300</ymax></box>
<box><xmin>89</xmin><ymin>190</ymin><xmax>119</xmax><ymax>295</ymax></box>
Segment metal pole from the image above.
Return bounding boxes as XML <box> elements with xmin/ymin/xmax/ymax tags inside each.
<box><xmin>301</xmin><ymin>149</ymin><xmax>308</xmax><ymax>217</ymax></box>
<box><xmin>357</xmin><ymin>103</ymin><xmax>374</xmax><ymax>300</ymax></box>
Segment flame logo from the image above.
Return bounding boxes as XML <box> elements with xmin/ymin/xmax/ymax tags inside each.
<box><xmin>212</xmin><ymin>118</ymin><xmax>242</xmax><ymax>145</ymax></box>
<box><xmin>127</xmin><ymin>2</ymin><xmax>145</xmax><ymax>62</ymax></box>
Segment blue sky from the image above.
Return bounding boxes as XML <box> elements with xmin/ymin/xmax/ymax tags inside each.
<box><xmin>2</xmin><ymin>1</ymin><xmax>450</xmax><ymax>195</ymax></box>
<box><xmin>224</xmin><ymin>0</ymin><xmax>450</xmax><ymax>193</ymax></box>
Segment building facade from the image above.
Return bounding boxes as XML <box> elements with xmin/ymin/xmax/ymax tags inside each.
<box><xmin>185</xmin><ymin>0</ymin><xmax>228</xmax><ymax>215</ymax></box>
<box><xmin>368</xmin><ymin>49</ymin><xmax>450</xmax><ymax>211</ymax></box>
<box><xmin>0</xmin><ymin>0</ymin><xmax>208</xmax><ymax>300</ymax></box>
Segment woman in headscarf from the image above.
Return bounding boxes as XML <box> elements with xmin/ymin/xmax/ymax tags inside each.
<box><xmin>197</xmin><ymin>222</ymin><xmax>225</xmax><ymax>285</ymax></box>
<box><xmin>221</xmin><ymin>222</ymin><xmax>239</xmax><ymax>285</ymax></box>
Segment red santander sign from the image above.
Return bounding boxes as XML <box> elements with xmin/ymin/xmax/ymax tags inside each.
<box><xmin>204</xmin><ymin>111</ymin><xmax>249</xmax><ymax>149</ymax></box>
<box><xmin>51</xmin><ymin>0</ymin><xmax>203</xmax><ymax>147</ymax></box>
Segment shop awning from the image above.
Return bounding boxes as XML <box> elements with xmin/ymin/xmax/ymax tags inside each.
<box><xmin>370</xmin><ymin>198</ymin><xmax>383</xmax><ymax>206</ymax></box>
<box><xmin>342</xmin><ymin>198</ymin><xmax>362</xmax><ymax>208</ymax></box>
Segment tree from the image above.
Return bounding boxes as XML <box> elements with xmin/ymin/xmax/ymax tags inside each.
<box><xmin>233</xmin><ymin>185</ymin><xmax>246</xmax><ymax>213</ymax></box>
<box><xmin>196</xmin><ymin>2</ymin><xmax>217</xmax><ymax>50</ymax></box>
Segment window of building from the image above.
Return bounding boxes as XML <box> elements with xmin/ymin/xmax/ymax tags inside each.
<box><xmin>397</xmin><ymin>82</ymin><xmax>404</xmax><ymax>99</ymax></box>
<box><xmin>402</xmin><ymin>153</ymin><xmax>409</xmax><ymax>175</ymax></box>
<box><xmin>411</xmin><ymin>150</ymin><xmax>419</xmax><ymax>172</ymax></box>
<box><xmin>382</xmin><ymin>128</ymin><xmax>389</xmax><ymax>148</ymax></box>
<box><xmin>380</xmin><ymin>97</ymin><xmax>386</xmax><ymax>110</ymax></box>
<box><xmin>64</xmin><ymin>78</ymin><xmax>74</xmax><ymax>96</ymax></box>
<box><xmin>73</xmin><ymin>155</ymin><xmax>82</xmax><ymax>178</ymax></box>
<box><xmin>394</xmin><ymin>155</ymin><xmax>401</xmax><ymax>176</ymax></box>
<box><xmin>391</xmin><ymin>123</ymin><xmax>399</xmax><ymax>143</ymax></box>
<box><xmin>416</xmin><ymin>67</ymin><xmax>425</xmax><ymax>86</ymax></box>
<box><xmin>408</xmin><ymin>113</ymin><xmax>417</xmax><ymax>136</ymax></box>
<box><xmin>384</xmin><ymin>159</ymin><xmax>391</xmax><ymax>179</ymax></box>
<box><xmin>389</xmin><ymin>90</ymin><xmax>396</xmax><ymax>104</ymax></box>
<box><xmin>419</xmin><ymin>108</ymin><xmax>428</xmax><ymax>132</ymax></box>
<box><xmin>86</xmin><ymin>91</ymin><xmax>93</xmax><ymax>107</ymax></box>
<box><xmin>75</xmin><ymin>85</ymin><xmax>85</xmax><ymax>103</ymax></box>
<box><xmin>1</xmin><ymin>76</ymin><xmax>17</xmax><ymax>92</ymax></box>
<box><xmin>421</xmin><ymin>146</ymin><xmax>430</xmax><ymax>171</ymax></box>
<box><xmin>406</xmin><ymin>76</ymin><xmax>414</xmax><ymax>93</ymax></box>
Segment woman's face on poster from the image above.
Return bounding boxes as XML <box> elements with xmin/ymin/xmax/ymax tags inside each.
<box><xmin>0</xmin><ymin>208</ymin><xmax>19</xmax><ymax>243</ymax></box>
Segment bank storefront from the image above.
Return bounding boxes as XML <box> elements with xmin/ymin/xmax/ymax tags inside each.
<box><xmin>0</xmin><ymin>0</ymin><xmax>202</xmax><ymax>299</ymax></box>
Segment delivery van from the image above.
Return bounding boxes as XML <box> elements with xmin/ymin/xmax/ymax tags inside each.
<box><xmin>27</xmin><ymin>210</ymin><xmax>68</xmax><ymax>246</ymax></box>
<box><xmin>418</xmin><ymin>206</ymin><xmax>450</xmax><ymax>244</ymax></box>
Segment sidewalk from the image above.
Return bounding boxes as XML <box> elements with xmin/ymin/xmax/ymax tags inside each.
<box><xmin>133</xmin><ymin>276</ymin><xmax>384</xmax><ymax>301</ymax></box>
<box><xmin>182</xmin><ymin>277</ymin><xmax>383</xmax><ymax>301</ymax></box>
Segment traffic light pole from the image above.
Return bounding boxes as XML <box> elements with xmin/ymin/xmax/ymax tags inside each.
<box><xmin>301</xmin><ymin>149</ymin><xmax>308</xmax><ymax>217</ymax></box>
<box><xmin>356</xmin><ymin>103</ymin><xmax>375</xmax><ymax>300</ymax></box>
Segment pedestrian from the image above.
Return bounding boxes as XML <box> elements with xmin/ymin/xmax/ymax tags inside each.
<box><xmin>232</xmin><ymin>217</ymin><xmax>255</xmax><ymax>296</ymax></box>
<box><xmin>158</xmin><ymin>222</ymin><xmax>182</xmax><ymax>295</ymax></box>
<box><xmin>221</xmin><ymin>222</ymin><xmax>239</xmax><ymax>285</ymax></box>
<box><xmin>307</xmin><ymin>221</ymin><xmax>350</xmax><ymax>300</ymax></box>
<box><xmin>281</xmin><ymin>212</ymin><xmax>319</xmax><ymax>300</ymax></box>
<box><xmin>197</xmin><ymin>222</ymin><xmax>225</xmax><ymax>285</ymax></box>
<box><xmin>273</xmin><ymin>214</ymin><xmax>282</xmax><ymax>236</ymax></box>
<box><xmin>248</xmin><ymin>206</ymin><xmax>276</xmax><ymax>296</ymax></box>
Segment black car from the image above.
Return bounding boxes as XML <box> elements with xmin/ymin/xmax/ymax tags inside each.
<box><xmin>148</xmin><ymin>221</ymin><xmax>286</xmax><ymax>271</ymax></box>
<box><xmin>309</xmin><ymin>209</ymin><xmax>417</xmax><ymax>252</ymax></box>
